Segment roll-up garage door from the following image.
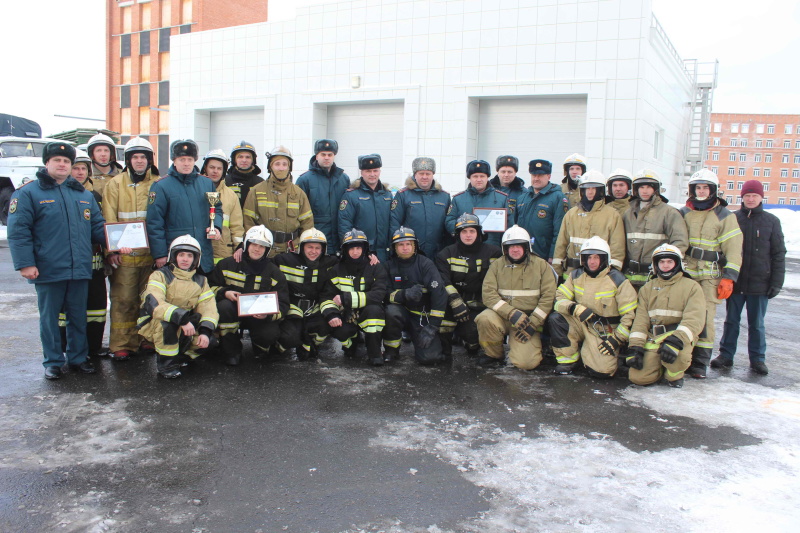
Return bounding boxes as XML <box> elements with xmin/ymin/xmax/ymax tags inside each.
<box><xmin>209</xmin><ymin>108</ymin><xmax>265</xmax><ymax>158</ymax></box>
<box><xmin>477</xmin><ymin>96</ymin><xmax>587</xmax><ymax>174</ymax></box>
<box><xmin>325</xmin><ymin>102</ymin><xmax>404</xmax><ymax>190</ymax></box>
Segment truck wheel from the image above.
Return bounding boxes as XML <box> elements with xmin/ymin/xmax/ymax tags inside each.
<box><xmin>0</xmin><ymin>186</ymin><xmax>13</xmax><ymax>225</ymax></box>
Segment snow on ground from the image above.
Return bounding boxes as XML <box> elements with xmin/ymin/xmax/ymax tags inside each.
<box><xmin>768</xmin><ymin>208</ymin><xmax>800</xmax><ymax>258</ymax></box>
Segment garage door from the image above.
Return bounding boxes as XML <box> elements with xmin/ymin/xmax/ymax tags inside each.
<box><xmin>477</xmin><ymin>96</ymin><xmax>587</xmax><ymax>175</ymax></box>
<box><xmin>209</xmin><ymin>108</ymin><xmax>265</xmax><ymax>161</ymax></box>
<box><xmin>325</xmin><ymin>102</ymin><xmax>404</xmax><ymax>190</ymax></box>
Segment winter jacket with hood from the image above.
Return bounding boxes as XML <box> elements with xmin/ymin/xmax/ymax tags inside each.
<box><xmin>296</xmin><ymin>156</ymin><xmax>350</xmax><ymax>252</ymax></box>
<box><xmin>679</xmin><ymin>198</ymin><xmax>743</xmax><ymax>281</ymax></box>
<box><xmin>390</xmin><ymin>176</ymin><xmax>451</xmax><ymax>259</ymax></box>
<box><xmin>338</xmin><ymin>178</ymin><xmax>393</xmax><ymax>262</ymax></box>
<box><xmin>733</xmin><ymin>202</ymin><xmax>786</xmax><ymax>295</ymax></box>
<box><xmin>514</xmin><ymin>182</ymin><xmax>567</xmax><ymax>259</ymax></box>
<box><xmin>102</xmin><ymin>167</ymin><xmax>158</xmax><ymax>267</ymax></box>
<box><xmin>445</xmin><ymin>184</ymin><xmax>511</xmax><ymax>247</ymax></box>
<box><xmin>553</xmin><ymin>199</ymin><xmax>626</xmax><ymax>278</ymax></box>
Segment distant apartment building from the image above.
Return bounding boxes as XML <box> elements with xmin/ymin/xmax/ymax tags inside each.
<box><xmin>705</xmin><ymin>113</ymin><xmax>800</xmax><ymax>207</ymax></box>
<box><xmin>106</xmin><ymin>0</ymin><xmax>267</xmax><ymax>171</ymax></box>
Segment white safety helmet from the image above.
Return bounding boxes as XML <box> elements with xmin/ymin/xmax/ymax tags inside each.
<box><xmin>201</xmin><ymin>148</ymin><xmax>230</xmax><ymax>176</ymax></box>
<box><xmin>688</xmin><ymin>168</ymin><xmax>719</xmax><ymax>199</ymax></box>
<box><xmin>266</xmin><ymin>145</ymin><xmax>294</xmax><ymax>172</ymax></box>
<box><xmin>168</xmin><ymin>234</ymin><xmax>202</xmax><ymax>271</ymax></box>
<box><xmin>243</xmin><ymin>225</ymin><xmax>274</xmax><ymax>254</ymax></box>
<box><xmin>87</xmin><ymin>133</ymin><xmax>118</xmax><ymax>163</ymax></box>
<box><xmin>606</xmin><ymin>168</ymin><xmax>632</xmax><ymax>195</ymax></box>
<box><xmin>563</xmin><ymin>153</ymin><xmax>587</xmax><ymax>177</ymax></box>
<box><xmin>579</xmin><ymin>170</ymin><xmax>606</xmax><ymax>202</ymax></box>
<box><xmin>632</xmin><ymin>168</ymin><xmax>662</xmax><ymax>198</ymax></box>
<box><xmin>73</xmin><ymin>149</ymin><xmax>93</xmax><ymax>177</ymax></box>
<box><xmin>123</xmin><ymin>136</ymin><xmax>156</xmax><ymax>173</ymax></box>
<box><xmin>298</xmin><ymin>227</ymin><xmax>327</xmax><ymax>256</ymax></box>
<box><xmin>579</xmin><ymin>236</ymin><xmax>610</xmax><ymax>275</ymax></box>
<box><xmin>651</xmin><ymin>243</ymin><xmax>684</xmax><ymax>280</ymax></box>
<box><xmin>501</xmin><ymin>225</ymin><xmax>534</xmax><ymax>254</ymax></box>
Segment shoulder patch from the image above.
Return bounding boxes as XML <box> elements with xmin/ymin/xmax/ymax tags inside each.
<box><xmin>148</xmin><ymin>191</ymin><xmax>156</xmax><ymax>204</ymax></box>
<box><xmin>495</xmin><ymin>190</ymin><xmax>508</xmax><ymax>197</ymax></box>
<box><xmin>391</xmin><ymin>199</ymin><xmax>398</xmax><ymax>210</ymax></box>
<box><xmin>607</xmin><ymin>268</ymin><xmax>627</xmax><ymax>287</ymax></box>
<box><xmin>452</xmin><ymin>191</ymin><xmax>466</xmax><ymax>198</ymax></box>
<box><xmin>715</xmin><ymin>205</ymin><xmax>731</xmax><ymax>220</ymax></box>
<box><xmin>446</xmin><ymin>204</ymin><xmax>453</xmax><ymax>215</ymax></box>
<box><xmin>339</xmin><ymin>199</ymin><xmax>348</xmax><ymax>211</ymax></box>
<box><xmin>9</xmin><ymin>198</ymin><xmax>17</xmax><ymax>214</ymax></box>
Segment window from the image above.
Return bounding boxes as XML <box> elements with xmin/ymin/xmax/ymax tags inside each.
<box><xmin>795</xmin><ymin>155</ymin><xmax>800</xmax><ymax>164</ymax></box>
<box><xmin>768</xmin><ymin>124</ymin><xmax>775</xmax><ymax>134</ymax></box>
<box><xmin>756</xmin><ymin>139</ymin><xmax>762</xmax><ymax>148</ymax></box>
<box><xmin>794</xmin><ymin>170</ymin><xmax>800</xmax><ymax>178</ymax></box>
<box><xmin>711</xmin><ymin>166</ymin><xmax>719</xmax><ymax>174</ymax></box>
<box><xmin>791</xmin><ymin>199</ymin><xmax>797</xmax><ymax>206</ymax></box>
<box><xmin>782</xmin><ymin>155</ymin><xmax>790</xmax><ymax>163</ymax></box>
<box><xmin>796</xmin><ymin>141</ymin><xmax>800</xmax><ymax>149</ymax></box>
<box><xmin>797</xmin><ymin>125</ymin><xmax>800</xmax><ymax>135</ymax></box>
<box><xmin>158</xmin><ymin>81</ymin><xmax>169</xmax><ymax>106</ymax></box>
<box><xmin>712</xmin><ymin>152</ymin><xmax>720</xmax><ymax>161</ymax></box>
<box><xmin>785</xmin><ymin>125</ymin><xmax>793</xmax><ymax>134</ymax></box>
<box><xmin>780</xmin><ymin>183</ymin><xmax>787</xmax><ymax>191</ymax></box>
<box><xmin>766</xmin><ymin>154</ymin><xmax>773</xmax><ymax>163</ymax></box>
<box><xmin>726</xmin><ymin>195</ymin><xmax>733</xmax><ymax>204</ymax></box>
<box><xmin>730</xmin><ymin>139</ymin><xmax>738</xmax><ymax>147</ymax></box>
<box><xmin>753</xmin><ymin>168</ymin><xmax>760</xmax><ymax>177</ymax></box>
<box><xmin>766</xmin><ymin>140</ymin><xmax>773</xmax><ymax>148</ymax></box>
<box><xmin>731</xmin><ymin>123</ymin><xmax>739</xmax><ymax>133</ymax></box>
<box><xmin>159</xmin><ymin>27</ymin><xmax>171</xmax><ymax>52</ymax></box>
<box><xmin>784</xmin><ymin>140</ymin><xmax>791</xmax><ymax>149</ymax></box>
<box><xmin>781</xmin><ymin>169</ymin><xmax>788</xmax><ymax>177</ymax></box>
<box><xmin>713</xmin><ymin>137</ymin><xmax>720</xmax><ymax>146</ymax></box>
<box><xmin>737</xmin><ymin>181</ymin><xmax>744</xmax><ymax>190</ymax></box>
<box><xmin>764</xmin><ymin>196</ymin><xmax>770</xmax><ymax>203</ymax></box>
<box><xmin>779</xmin><ymin>198</ymin><xmax>785</xmax><ymax>205</ymax></box>
<box><xmin>764</xmin><ymin>169</ymin><xmax>771</xmax><ymax>177</ymax></box>
<box><xmin>139</xmin><ymin>83</ymin><xmax>149</xmax><ymax>106</ymax></box>
<box><xmin>726</xmin><ymin>180</ymin><xmax>734</xmax><ymax>189</ymax></box>
<box><xmin>139</xmin><ymin>31</ymin><xmax>150</xmax><ymax>55</ymax></box>
<box><xmin>738</xmin><ymin>168</ymin><xmax>746</xmax><ymax>176</ymax></box>
<box><xmin>755</xmin><ymin>153</ymin><xmax>762</xmax><ymax>162</ymax></box>
<box><xmin>742</xmin><ymin>124</ymin><xmax>749</xmax><ymax>133</ymax></box>
<box><xmin>764</xmin><ymin>182</ymin><xmax>770</xmax><ymax>190</ymax></box>
<box><xmin>757</xmin><ymin>124</ymin><xmax>765</xmax><ymax>133</ymax></box>
<box><xmin>120</xmin><ymin>85</ymin><xmax>130</xmax><ymax>108</ymax></box>
<box><xmin>741</xmin><ymin>139</ymin><xmax>748</xmax><ymax>147</ymax></box>
<box><xmin>729</xmin><ymin>152</ymin><xmax>737</xmax><ymax>161</ymax></box>
<box><xmin>739</xmin><ymin>153</ymin><xmax>746</xmax><ymax>162</ymax></box>
<box><xmin>736</xmin><ymin>196</ymin><xmax>741</xmax><ymax>204</ymax></box>
<box><xmin>728</xmin><ymin>167</ymin><xmax>735</xmax><ymax>176</ymax></box>
<box><xmin>120</xmin><ymin>34</ymin><xmax>131</xmax><ymax>57</ymax></box>
<box><xmin>713</xmin><ymin>123</ymin><xmax>722</xmax><ymax>132</ymax></box>
<box><xmin>793</xmin><ymin>183</ymin><xmax>799</xmax><ymax>192</ymax></box>
<box><xmin>180</xmin><ymin>24</ymin><xmax>192</xmax><ymax>34</ymax></box>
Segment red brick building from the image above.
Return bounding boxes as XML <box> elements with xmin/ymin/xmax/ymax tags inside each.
<box><xmin>704</xmin><ymin>113</ymin><xmax>800</xmax><ymax>207</ymax></box>
<box><xmin>105</xmin><ymin>0</ymin><xmax>267</xmax><ymax>171</ymax></box>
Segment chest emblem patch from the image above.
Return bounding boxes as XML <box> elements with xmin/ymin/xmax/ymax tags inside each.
<box><xmin>84</xmin><ymin>208</ymin><xmax>91</xmax><ymax>220</ymax></box>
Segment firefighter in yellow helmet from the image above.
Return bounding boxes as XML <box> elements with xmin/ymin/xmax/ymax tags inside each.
<box><xmin>242</xmin><ymin>146</ymin><xmax>314</xmax><ymax>256</ymax></box>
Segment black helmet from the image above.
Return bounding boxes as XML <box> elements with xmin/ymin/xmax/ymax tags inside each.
<box><xmin>341</xmin><ymin>228</ymin><xmax>370</xmax><ymax>256</ymax></box>
<box><xmin>454</xmin><ymin>213</ymin><xmax>486</xmax><ymax>242</ymax></box>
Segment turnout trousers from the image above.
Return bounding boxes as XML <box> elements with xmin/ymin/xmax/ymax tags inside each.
<box><xmin>217</xmin><ymin>298</ymin><xmax>281</xmax><ymax>354</ymax></box>
<box><xmin>328</xmin><ymin>304</ymin><xmax>386</xmax><ymax>358</ymax></box>
<box><xmin>475</xmin><ymin>309</ymin><xmax>543</xmax><ymax>370</ymax></box>
<box><xmin>548</xmin><ymin>313</ymin><xmax>619</xmax><ymax>377</ymax></box>
<box><xmin>109</xmin><ymin>264</ymin><xmax>153</xmax><ymax>352</ymax></box>
<box><xmin>383</xmin><ymin>304</ymin><xmax>445</xmax><ymax>365</ymax></box>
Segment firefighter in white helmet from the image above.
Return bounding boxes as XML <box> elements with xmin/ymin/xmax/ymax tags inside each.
<box><xmin>561</xmin><ymin>153</ymin><xmax>587</xmax><ymax>210</ymax></box>
<box><xmin>86</xmin><ymin>133</ymin><xmax>124</xmax><ymax>196</ymax></box>
<box><xmin>272</xmin><ymin>228</ymin><xmax>338</xmax><ymax>360</ymax></box>
<box><xmin>605</xmin><ymin>168</ymin><xmax>632</xmax><ymax>215</ymax></box>
<box><xmin>678</xmin><ymin>169</ymin><xmax>742</xmax><ymax>378</ymax></box>
<box><xmin>548</xmin><ymin>236</ymin><xmax>638</xmax><ymax>377</ymax></box>
<box><xmin>103</xmin><ymin>136</ymin><xmax>161</xmax><ymax>360</ymax></box>
<box><xmin>625</xmin><ymin>244</ymin><xmax>706</xmax><ymax>387</ymax></box>
<box><xmin>137</xmin><ymin>235</ymin><xmax>219</xmax><ymax>379</ymax></box>
<box><xmin>242</xmin><ymin>146</ymin><xmax>314</xmax><ymax>256</ymax></box>
<box><xmin>208</xmin><ymin>225</ymin><xmax>290</xmax><ymax>365</ymax></box>
<box><xmin>475</xmin><ymin>225</ymin><xmax>557</xmax><ymax>370</ymax></box>
<box><xmin>201</xmin><ymin>149</ymin><xmax>244</xmax><ymax>264</ymax></box>
<box><xmin>552</xmin><ymin>170</ymin><xmax>626</xmax><ymax>280</ymax></box>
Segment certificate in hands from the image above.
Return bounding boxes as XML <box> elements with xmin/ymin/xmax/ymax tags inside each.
<box><xmin>105</xmin><ymin>222</ymin><xmax>149</xmax><ymax>251</ymax></box>
<box><xmin>238</xmin><ymin>292</ymin><xmax>279</xmax><ymax>316</ymax></box>
<box><xmin>473</xmin><ymin>208</ymin><xmax>508</xmax><ymax>233</ymax></box>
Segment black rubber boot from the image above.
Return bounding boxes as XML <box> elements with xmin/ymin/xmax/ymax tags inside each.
<box><xmin>364</xmin><ymin>333</ymin><xmax>384</xmax><ymax>366</ymax></box>
<box><xmin>383</xmin><ymin>345</ymin><xmax>399</xmax><ymax>363</ymax></box>
<box><xmin>554</xmin><ymin>363</ymin><xmax>575</xmax><ymax>375</ymax></box>
<box><xmin>157</xmin><ymin>355</ymin><xmax>182</xmax><ymax>379</ymax></box>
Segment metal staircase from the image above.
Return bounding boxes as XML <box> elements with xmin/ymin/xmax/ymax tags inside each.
<box><xmin>682</xmin><ymin>59</ymin><xmax>719</xmax><ymax>193</ymax></box>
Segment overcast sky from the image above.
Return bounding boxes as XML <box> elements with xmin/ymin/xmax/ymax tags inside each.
<box><xmin>2</xmin><ymin>0</ymin><xmax>797</xmax><ymax>137</ymax></box>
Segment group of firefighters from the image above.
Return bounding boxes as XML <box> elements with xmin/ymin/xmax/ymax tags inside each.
<box><xmin>8</xmin><ymin>135</ymin><xmax>785</xmax><ymax>387</ymax></box>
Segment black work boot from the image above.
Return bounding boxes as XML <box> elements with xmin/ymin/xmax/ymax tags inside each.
<box><xmin>689</xmin><ymin>364</ymin><xmax>707</xmax><ymax>379</ymax></box>
<box><xmin>440</xmin><ymin>334</ymin><xmax>452</xmax><ymax>357</ymax></box>
<box><xmin>554</xmin><ymin>363</ymin><xmax>575</xmax><ymax>375</ymax></box>
<box><xmin>296</xmin><ymin>343</ymin><xmax>317</xmax><ymax>362</ymax></box>
<box><xmin>157</xmin><ymin>355</ymin><xmax>182</xmax><ymax>379</ymax></box>
<box><xmin>477</xmin><ymin>354</ymin><xmax>503</xmax><ymax>368</ymax></box>
<box><xmin>343</xmin><ymin>341</ymin><xmax>358</xmax><ymax>359</ymax></box>
<box><xmin>220</xmin><ymin>334</ymin><xmax>242</xmax><ymax>366</ymax></box>
<box><xmin>710</xmin><ymin>356</ymin><xmax>733</xmax><ymax>369</ymax></box>
<box><xmin>668</xmin><ymin>377</ymin><xmax>685</xmax><ymax>388</ymax></box>
<box><xmin>364</xmin><ymin>333</ymin><xmax>384</xmax><ymax>366</ymax></box>
<box><xmin>383</xmin><ymin>345</ymin><xmax>400</xmax><ymax>363</ymax></box>
<box><xmin>750</xmin><ymin>361</ymin><xmax>769</xmax><ymax>375</ymax></box>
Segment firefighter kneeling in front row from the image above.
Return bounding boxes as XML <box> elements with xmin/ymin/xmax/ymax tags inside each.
<box><xmin>321</xmin><ymin>229</ymin><xmax>388</xmax><ymax>366</ymax></box>
<box><xmin>548</xmin><ymin>236</ymin><xmax>638</xmax><ymax>377</ymax></box>
<box><xmin>476</xmin><ymin>225</ymin><xmax>557</xmax><ymax>370</ymax></box>
<box><xmin>625</xmin><ymin>244</ymin><xmax>706</xmax><ymax>388</ymax></box>
<box><xmin>209</xmin><ymin>225</ymin><xmax>290</xmax><ymax>366</ymax></box>
<box><xmin>137</xmin><ymin>235</ymin><xmax>219</xmax><ymax>379</ymax></box>
<box><xmin>383</xmin><ymin>227</ymin><xmax>448</xmax><ymax>365</ymax></box>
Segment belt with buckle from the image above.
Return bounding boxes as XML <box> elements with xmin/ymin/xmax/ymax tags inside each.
<box><xmin>687</xmin><ymin>247</ymin><xmax>721</xmax><ymax>262</ymax></box>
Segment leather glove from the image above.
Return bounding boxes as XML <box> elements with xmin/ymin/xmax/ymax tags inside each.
<box><xmin>417</xmin><ymin>324</ymin><xmax>439</xmax><ymax>349</ymax></box>
<box><xmin>598</xmin><ymin>336</ymin><xmax>621</xmax><ymax>357</ymax></box>
<box><xmin>508</xmin><ymin>309</ymin><xmax>531</xmax><ymax>330</ymax></box>
<box><xmin>513</xmin><ymin>328</ymin><xmax>531</xmax><ymax>343</ymax></box>
<box><xmin>658</xmin><ymin>334</ymin><xmax>684</xmax><ymax>364</ymax></box>
<box><xmin>717</xmin><ymin>278</ymin><xmax>734</xmax><ymax>300</ymax></box>
<box><xmin>269</xmin><ymin>312</ymin><xmax>282</xmax><ymax>321</ymax></box>
<box><xmin>339</xmin><ymin>292</ymin><xmax>353</xmax><ymax>309</ymax></box>
<box><xmin>568</xmin><ymin>302</ymin><xmax>597</xmax><ymax>323</ymax></box>
<box><xmin>405</xmin><ymin>284</ymin><xmax>424</xmax><ymax>304</ymax></box>
<box><xmin>449</xmin><ymin>294</ymin><xmax>470</xmax><ymax>322</ymax></box>
<box><xmin>766</xmin><ymin>286</ymin><xmax>781</xmax><ymax>299</ymax></box>
<box><xmin>625</xmin><ymin>346</ymin><xmax>645</xmax><ymax>370</ymax></box>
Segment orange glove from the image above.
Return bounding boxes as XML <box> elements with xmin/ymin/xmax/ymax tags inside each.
<box><xmin>717</xmin><ymin>278</ymin><xmax>734</xmax><ymax>299</ymax></box>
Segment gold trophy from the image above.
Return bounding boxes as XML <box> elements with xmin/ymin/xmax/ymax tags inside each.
<box><xmin>205</xmin><ymin>191</ymin><xmax>221</xmax><ymax>238</ymax></box>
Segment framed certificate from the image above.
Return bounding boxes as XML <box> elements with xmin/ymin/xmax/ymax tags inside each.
<box><xmin>105</xmin><ymin>221</ymin><xmax>149</xmax><ymax>251</ymax></box>
<box><xmin>473</xmin><ymin>208</ymin><xmax>508</xmax><ymax>233</ymax></box>
<box><xmin>238</xmin><ymin>292</ymin><xmax>279</xmax><ymax>316</ymax></box>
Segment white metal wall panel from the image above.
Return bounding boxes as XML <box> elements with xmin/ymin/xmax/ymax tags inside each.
<box><xmin>477</xmin><ymin>96</ymin><xmax>587</xmax><ymax>175</ymax></box>
<box><xmin>209</xmin><ymin>108</ymin><xmax>265</xmax><ymax>159</ymax></box>
<box><xmin>325</xmin><ymin>102</ymin><xmax>404</xmax><ymax>189</ymax></box>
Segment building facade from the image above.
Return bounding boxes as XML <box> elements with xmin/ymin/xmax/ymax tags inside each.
<box><xmin>105</xmin><ymin>0</ymin><xmax>267</xmax><ymax>171</ymax></box>
<box><xmin>705</xmin><ymin>113</ymin><xmax>800</xmax><ymax>207</ymax></box>
<box><xmin>168</xmin><ymin>0</ymin><xmax>708</xmax><ymax>198</ymax></box>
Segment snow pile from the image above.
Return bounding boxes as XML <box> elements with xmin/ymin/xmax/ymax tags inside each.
<box><xmin>767</xmin><ymin>208</ymin><xmax>800</xmax><ymax>258</ymax></box>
